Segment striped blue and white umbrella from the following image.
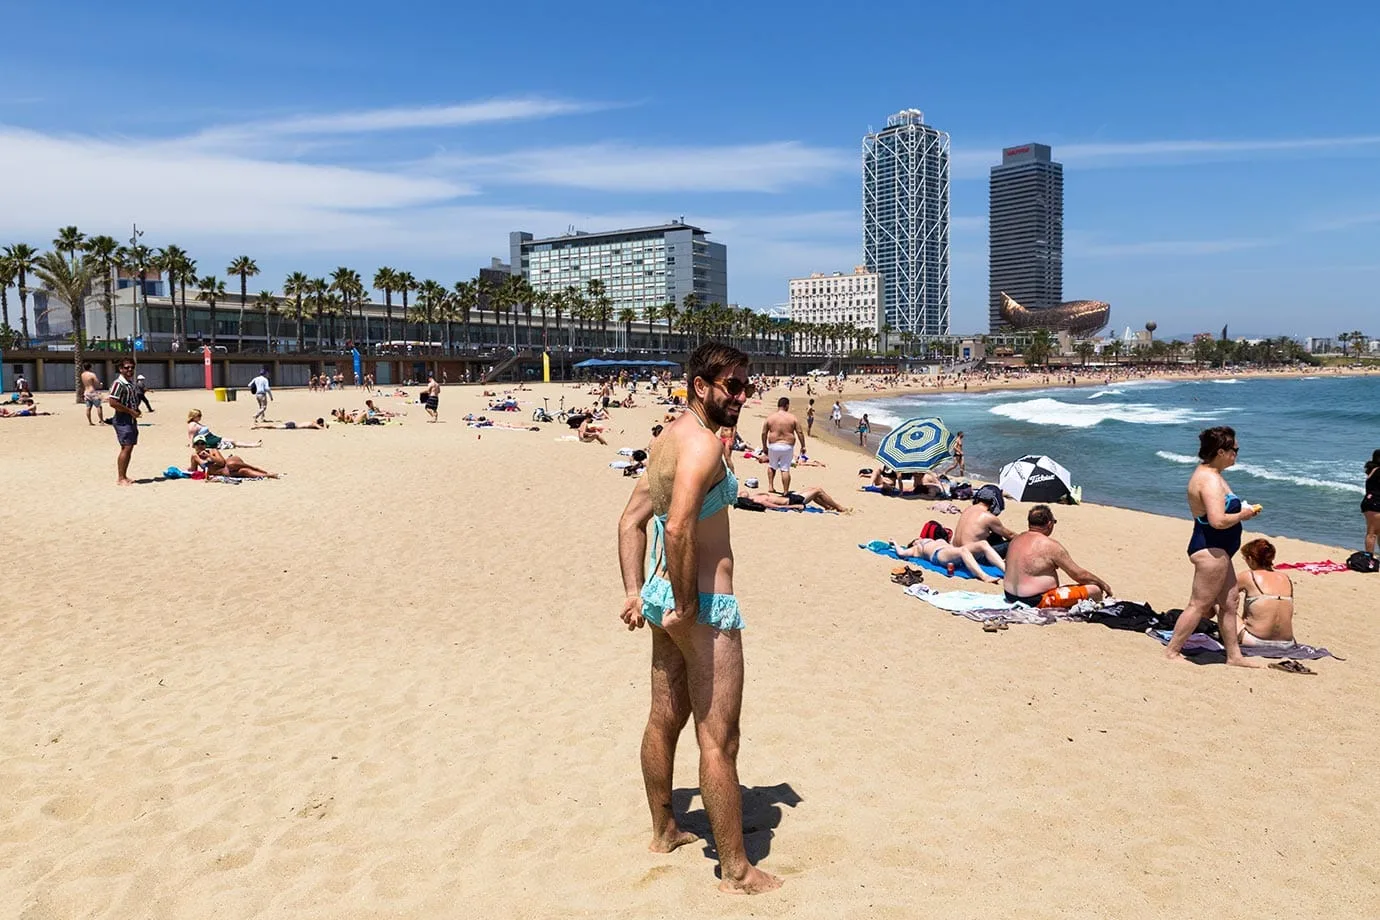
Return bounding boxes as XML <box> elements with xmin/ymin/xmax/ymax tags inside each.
<box><xmin>875</xmin><ymin>416</ymin><xmax>954</xmax><ymax>472</ymax></box>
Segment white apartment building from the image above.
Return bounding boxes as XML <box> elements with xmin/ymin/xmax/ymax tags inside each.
<box><xmin>788</xmin><ymin>267</ymin><xmax>883</xmax><ymax>337</ymax></box>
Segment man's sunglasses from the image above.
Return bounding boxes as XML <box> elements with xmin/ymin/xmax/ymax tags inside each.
<box><xmin>714</xmin><ymin>377</ymin><xmax>756</xmax><ymax>399</ymax></box>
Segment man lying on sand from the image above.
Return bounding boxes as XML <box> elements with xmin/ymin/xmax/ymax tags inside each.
<box><xmin>191</xmin><ymin>446</ymin><xmax>281</xmax><ymax>479</ymax></box>
<box><xmin>738</xmin><ymin>478</ymin><xmax>851</xmax><ymax>513</ymax></box>
<box><xmin>253</xmin><ymin>418</ymin><xmax>327</xmax><ymax>430</ymax></box>
<box><xmin>1003</xmin><ymin>505</ymin><xmax>1112</xmax><ymax>608</ymax></box>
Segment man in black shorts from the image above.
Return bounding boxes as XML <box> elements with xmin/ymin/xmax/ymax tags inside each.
<box><xmin>107</xmin><ymin>359</ymin><xmax>141</xmax><ymax>486</ymax></box>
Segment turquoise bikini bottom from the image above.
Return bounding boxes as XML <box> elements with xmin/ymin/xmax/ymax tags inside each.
<box><xmin>639</xmin><ymin>576</ymin><xmax>745</xmax><ymax>631</ymax></box>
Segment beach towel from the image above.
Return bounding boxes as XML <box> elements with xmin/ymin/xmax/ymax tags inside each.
<box><xmin>1149</xmin><ymin>630</ymin><xmax>1341</xmax><ymax>660</ymax></box>
<box><xmin>770</xmin><ymin>505</ymin><xmax>834</xmax><ymax>514</ymax></box>
<box><xmin>902</xmin><ymin>586</ymin><xmax>1057</xmax><ymax>625</ymax></box>
<box><xmin>163</xmin><ymin>466</ymin><xmax>192</xmax><ymax>479</ymax></box>
<box><xmin>860</xmin><ymin>541</ymin><xmax>1004</xmax><ymax>580</ymax></box>
<box><xmin>1276</xmin><ymin>561</ymin><xmax>1349</xmax><ymax>574</ymax></box>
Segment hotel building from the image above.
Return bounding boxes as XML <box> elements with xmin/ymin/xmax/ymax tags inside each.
<box><xmin>989</xmin><ymin>143</ymin><xmax>1063</xmax><ymax>332</ymax></box>
<box><xmin>788</xmin><ymin>267</ymin><xmax>883</xmax><ymax>347</ymax></box>
<box><xmin>863</xmin><ymin>109</ymin><xmax>951</xmax><ymax>338</ymax></box>
<box><xmin>509</xmin><ymin>221</ymin><xmax>728</xmax><ymax>314</ymax></box>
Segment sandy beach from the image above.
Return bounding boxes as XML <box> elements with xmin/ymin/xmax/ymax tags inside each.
<box><xmin>3</xmin><ymin>377</ymin><xmax>1377</xmax><ymax>919</ymax></box>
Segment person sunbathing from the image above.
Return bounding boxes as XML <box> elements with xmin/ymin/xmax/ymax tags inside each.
<box><xmin>364</xmin><ymin>399</ymin><xmax>401</xmax><ymax>419</ymax></box>
<box><xmin>1236</xmin><ymin>538</ymin><xmax>1296</xmax><ymax>648</ymax></box>
<box><xmin>893</xmin><ymin>532</ymin><xmax>1005</xmax><ymax>583</ymax></box>
<box><xmin>0</xmin><ymin>401</ymin><xmax>50</xmax><ymax>416</ymax></box>
<box><xmin>193</xmin><ymin>446</ymin><xmax>281</xmax><ymax>479</ymax></box>
<box><xmin>863</xmin><ymin>467</ymin><xmax>947</xmax><ymax>497</ymax></box>
<box><xmin>577</xmin><ymin>416</ymin><xmax>608</xmax><ymax>445</ymax></box>
<box><xmin>252</xmin><ymin>418</ymin><xmax>328</xmax><ymax>430</ymax></box>
<box><xmin>187</xmin><ymin>409</ymin><xmax>261</xmax><ymax>448</ymax></box>
<box><xmin>739</xmin><ymin>481</ymin><xmax>851</xmax><ymax>513</ymax></box>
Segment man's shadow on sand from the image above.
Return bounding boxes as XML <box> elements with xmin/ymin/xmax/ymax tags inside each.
<box><xmin>672</xmin><ymin>782</ymin><xmax>802</xmax><ymax>865</ymax></box>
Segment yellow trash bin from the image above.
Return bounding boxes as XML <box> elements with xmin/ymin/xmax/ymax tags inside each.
<box><xmin>214</xmin><ymin>387</ymin><xmax>228</xmax><ymax>402</ymax></box>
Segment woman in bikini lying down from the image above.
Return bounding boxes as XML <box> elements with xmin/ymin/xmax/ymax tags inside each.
<box><xmin>192</xmin><ymin>446</ymin><xmax>281</xmax><ymax>479</ymax></box>
<box><xmin>894</xmin><ymin>534</ymin><xmax>1005</xmax><ymax>584</ymax></box>
<box><xmin>1236</xmin><ymin>538</ymin><xmax>1296</xmax><ymax>648</ymax></box>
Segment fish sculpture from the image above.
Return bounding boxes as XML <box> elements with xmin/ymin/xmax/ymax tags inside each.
<box><xmin>1000</xmin><ymin>293</ymin><xmax>1110</xmax><ymax>336</ymax></box>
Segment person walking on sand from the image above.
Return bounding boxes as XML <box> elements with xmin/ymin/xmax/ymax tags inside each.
<box><xmin>80</xmin><ymin>362</ymin><xmax>104</xmax><ymax>425</ymax></box>
<box><xmin>1361</xmin><ymin>449</ymin><xmax>1380</xmax><ymax>556</ymax></box>
<box><xmin>616</xmin><ymin>342</ymin><xmax>782</xmax><ymax>895</ymax></box>
<box><xmin>831</xmin><ymin>400</ymin><xmax>842</xmax><ymax>429</ymax></box>
<box><xmin>761</xmin><ymin>396</ymin><xmax>805</xmax><ymax>495</ymax></box>
<box><xmin>806</xmin><ymin>399</ymin><xmax>816</xmax><ymax>437</ymax></box>
<box><xmin>249</xmin><ymin>368</ymin><xmax>272</xmax><ymax>422</ymax></box>
<box><xmin>424</xmin><ymin>373</ymin><xmax>440</xmax><ymax>422</ymax></box>
<box><xmin>134</xmin><ymin>374</ymin><xmax>155</xmax><ymax>412</ymax></box>
<box><xmin>856</xmin><ymin>413</ymin><xmax>870</xmax><ymax>447</ymax></box>
<box><xmin>107</xmin><ymin>359</ymin><xmax>140</xmax><ymax>486</ymax></box>
<box><xmin>1165</xmin><ymin>427</ymin><xmax>1265</xmax><ymax>667</ymax></box>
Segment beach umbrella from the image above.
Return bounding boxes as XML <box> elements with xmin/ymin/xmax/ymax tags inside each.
<box><xmin>874</xmin><ymin>417</ymin><xmax>954</xmax><ymax>472</ymax></box>
<box><xmin>998</xmin><ymin>455</ymin><xmax>1076</xmax><ymax>503</ymax></box>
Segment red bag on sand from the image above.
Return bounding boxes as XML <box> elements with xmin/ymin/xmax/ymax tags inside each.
<box><xmin>919</xmin><ymin>520</ymin><xmax>951</xmax><ymax>542</ymax></box>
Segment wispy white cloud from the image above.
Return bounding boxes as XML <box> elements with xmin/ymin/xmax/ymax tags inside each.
<box><xmin>951</xmin><ymin>134</ymin><xmax>1380</xmax><ymax>179</ymax></box>
<box><xmin>186</xmin><ymin>97</ymin><xmax>605</xmax><ymax>149</ymax></box>
<box><xmin>1073</xmin><ymin>237</ymin><xmax>1277</xmax><ymax>258</ymax></box>
<box><xmin>430</xmin><ymin>141</ymin><xmax>854</xmax><ymax>193</ymax></box>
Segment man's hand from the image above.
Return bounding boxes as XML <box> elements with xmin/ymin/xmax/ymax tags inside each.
<box><xmin>620</xmin><ymin>595</ymin><xmax>646</xmax><ymax>631</ymax></box>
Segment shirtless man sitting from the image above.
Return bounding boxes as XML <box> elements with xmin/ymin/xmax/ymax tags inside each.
<box><xmin>953</xmin><ymin>492</ymin><xmax>1015</xmax><ymax>556</ymax></box>
<box><xmin>1002</xmin><ymin>504</ymin><xmax>1112</xmax><ymax>608</ymax></box>
<box><xmin>760</xmin><ymin>397</ymin><xmax>805</xmax><ymax>494</ymax></box>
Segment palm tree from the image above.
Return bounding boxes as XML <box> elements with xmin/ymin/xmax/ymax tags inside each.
<box><xmin>373</xmin><ymin>267</ymin><xmax>397</xmax><ymax>346</ymax></box>
<box><xmin>533</xmin><ymin>288</ymin><xmax>552</xmax><ymax>350</ymax></box>
<box><xmin>329</xmin><ymin>267</ymin><xmax>363</xmax><ymax>347</ymax></box>
<box><xmin>157</xmin><ymin>245</ymin><xmax>187</xmax><ymax>344</ymax></box>
<box><xmin>4</xmin><ymin>243</ymin><xmax>39</xmax><ymax>341</ymax></box>
<box><xmin>418</xmin><ymin>280</ymin><xmax>447</xmax><ymax>352</ymax></box>
<box><xmin>1337</xmin><ymin>331</ymin><xmax>1352</xmax><ymax>357</ymax></box>
<box><xmin>31</xmin><ymin>250</ymin><xmax>93</xmax><ymax>400</ymax></box>
<box><xmin>617</xmin><ymin>306</ymin><xmax>637</xmax><ymax>350</ymax></box>
<box><xmin>307</xmin><ymin>278</ymin><xmax>329</xmax><ymax>349</ymax></box>
<box><xmin>395</xmin><ymin>272</ymin><xmax>417</xmax><ymax>347</ymax></box>
<box><xmin>54</xmin><ymin>226</ymin><xmax>85</xmax><ymax>263</ymax></box>
<box><xmin>123</xmin><ymin>243</ymin><xmax>155</xmax><ymax>343</ymax></box>
<box><xmin>255</xmin><ymin>291</ymin><xmax>279</xmax><ymax>350</ymax></box>
<box><xmin>452</xmin><ymin>280</ymin><xmax>477</xmax><ymax>348</ymax></box>
<box><xmin>283</xmin><ymin>272</ymin><xmax>310</xmax><ymax>352</ymax></box>
<box><xmin>1074</xmin><ymin>340</ymin><xmax>1096</xmax><ymax>366</ymax></box>
<box><xmin>226</xmin><ymin>256</ymin><xmax>259</xmax><ymax>351</ymax></box>
<box><xmin>83</xmin><ymin>235</ymin><xmax>123</xmax><ymax>344</ymax></box>
<box><xmin>174</xmin><ymin>252</ymin><xmax>197</xmax><ymax>343</ymax></box>
<box><xmin>1351</xmin><ymin>329</ymin><xmax>1367</xmax><ymax>358</ymax></box>
<box><xmin>661</xmin><ymin>300</ymin><xmax>678</xmax><ymax>352</ymax></box>
<box><xmin>560</xmin><ymin>285</ymin><xmax>581</xmax><ymax>348</ymax></box>
<box><xmin>196</xmin><ymin>275</ymin><xmax>227</xmax><ymax>345</ymax></box>
<box><xmin>0</xmin><ymin>255</ymin><xmax>14</xmax><ymax>333</ymax></box>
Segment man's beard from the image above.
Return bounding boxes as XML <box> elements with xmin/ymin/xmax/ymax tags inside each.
<box><xmin>703</xmin><ymin>395</ymin><xmax>740</xmax><ymax>429</ymax></box>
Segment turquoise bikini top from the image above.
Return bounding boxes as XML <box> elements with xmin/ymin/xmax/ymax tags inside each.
<box><xmin>646</xmin><ymin>413</ymin><xmax>738</xmax><ymax>577</ymax></box>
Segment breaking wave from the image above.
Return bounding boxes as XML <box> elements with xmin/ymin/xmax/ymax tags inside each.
<box><xmin>1155</xmin><ymin>451</ymin><xmax>1363</xmax><ymax>493</ymax></box>
<box><xmin>990</xmin><ymin>398</ymin><xmax>1214</xmax><ymax>429</ymax></box>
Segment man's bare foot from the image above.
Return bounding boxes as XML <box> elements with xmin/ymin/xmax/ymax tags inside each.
<box><xmin>648</xmin><ymin>827</ymin><xmax>699</xmax><ymax>853</ymax></box>
<box><xmin>1226</xmin><ymin>656</ymin><xmax>1268</xmax><ymax>669</ymax></box>
<box><xmin>117</xmin><ymin>478</ymin><xmax>134</xmax><ymax>487</ymax></box>
<box><xmin>719</xmin><ymin>865</ymin><xmax>782</xmax><ymax>895</ymax></box>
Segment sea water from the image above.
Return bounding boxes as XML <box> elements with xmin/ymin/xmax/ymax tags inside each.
<box><xmin>855</xmin><ymin>375</ymin><xmax>1377</xmax><ymax>549</ymax></box>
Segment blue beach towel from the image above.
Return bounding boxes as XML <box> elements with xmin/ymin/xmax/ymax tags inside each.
<box><xmin>771</xmin><ymin>505</ymin><xmax>834</xmax><ymax>514</ymax></box>
<box><xmin>860</xmin><ymin>540</ymin><xmax>1003</xmax><ymax>580</ymax></box>
<box><xmin>163</xmin><ymin>466</ymin><xmax>191</xmax><ymax>479</ymax></box>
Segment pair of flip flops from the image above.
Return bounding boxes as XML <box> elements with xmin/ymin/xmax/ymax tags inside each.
<box><xmin>982</xmin><ymin>619</ymin><xmax>1010</xmax><ymax>633</ymax></box>
<box><xmin>1269</xmin><ymin>659</ymin><xmax>1316</xmax><ymax>675</ymax></box>
<box><xmin>890</xmin><ymin>566</ymin><xmax>924</xmax><ymax>587</ymax></box>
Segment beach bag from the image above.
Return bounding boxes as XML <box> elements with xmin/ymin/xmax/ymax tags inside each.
<box><xmin>919</xmin><ymin>520</ymin><xmax>951</xmax><ymax>542</ymax></box>
<box><xmin>1346</xmin><ymin>551</ymin><xmax>1378</xmax><ymax>573</ymax></box>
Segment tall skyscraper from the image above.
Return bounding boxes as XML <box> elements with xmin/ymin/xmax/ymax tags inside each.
<box><xmin>863</xmin><ymin>109</ymin><xmax>951</xmax><ymax>338</ymax></box>
<box><xmin>989</xmin><ymin>143</ymin><xmax>1063</xmax><ymax>333</ymax></box>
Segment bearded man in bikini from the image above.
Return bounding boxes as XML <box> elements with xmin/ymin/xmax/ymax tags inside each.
<box><xmin>616</xmin><ymin>342</ymin><xmax>781</xmax><ymax>895</ymax></box>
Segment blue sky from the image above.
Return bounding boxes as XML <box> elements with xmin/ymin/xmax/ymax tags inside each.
<box><xmin>2</xmin><ymin>0</ymin><xmax>1378</xmax><ymax>337</ymax></box>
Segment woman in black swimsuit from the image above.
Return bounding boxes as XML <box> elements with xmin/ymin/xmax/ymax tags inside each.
<box><xmin>1164</xmin><ymin>426</ymin><xmax>1263</xmax><ymax>668</ymax></box>
<box><xmin>1362</xmin><ymin>449</ymin><xmax>1380</xmax><ymax>555</ymax></box>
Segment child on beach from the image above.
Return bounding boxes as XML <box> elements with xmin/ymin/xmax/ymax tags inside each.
<box><xmin>857</xmin><ymin>413</ymin><xmax>871</xmax><ymax>447</ymax></box>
